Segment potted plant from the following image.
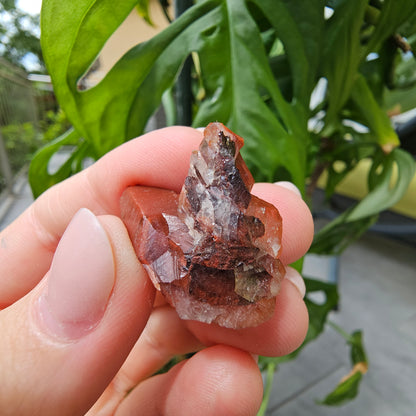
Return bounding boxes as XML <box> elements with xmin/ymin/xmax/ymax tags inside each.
<box><xmin>30</xmin><ymin>0</ymin><xmax>416</xmax><ymax>411</ymax></box>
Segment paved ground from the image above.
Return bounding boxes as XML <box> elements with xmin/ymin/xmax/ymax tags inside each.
<box><xmin>267</xmin><ymin>231</ymin><xmax>416</xmax><ymax>415</ymax></box>
<box><xmin>0</xmin><ymin>169</ymin><xmax>33</xmax><ymax>229</ymax></box>
<box><xmin>1</xmin><ymin>172</ymin><xmax>415</xmax><ymax>415</ymax></box>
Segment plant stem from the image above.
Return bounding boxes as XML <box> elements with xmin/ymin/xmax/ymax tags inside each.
<box><xmin>306</xmin><ymin>160</ymin><xmax>329</xmax><ymax>199</ymax></box>
<box><xmin>174</xmin><ymin>0</ymin><xmax>193</xmax><ymax>126</ymax></box>
<box><xmin>393</xmin><ymin>34</ymin><xmax>412</xmax><ymax>53</ymax></box>
<box><xmin>328</xmin><ymin>320</ymin><xmax>351</xmax><ymax>341</ymax></box>
<box><xmin>159</xmin><ymin>0</ymin><xmax>172</xmax><ymax>23</ymax></box>
<box><xmin>257</xmin><ymin>362</ymin><xmax>276</xmax><ymax>416</ymax></box>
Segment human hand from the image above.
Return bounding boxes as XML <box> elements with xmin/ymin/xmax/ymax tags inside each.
<box><xmin>0</xmin><ymin>127</ymin><xmax>313</xmax><ymax>415</ymax></box>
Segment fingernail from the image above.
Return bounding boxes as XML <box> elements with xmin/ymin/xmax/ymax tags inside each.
<box><xmin>274</xmin><ymin>181</ymin><xmax>302</xmax><ymax>197</ymax></box>
<box><xmin>285</xmin><ymin>267</ymin><xmax>306</xmax><ymax>298</ymax></box>
<box><xmin>38</xmin><ymin>208</ymin><xmax>115</xmax><ymax>339</ymax></box>
<box><xmin>195</xmin><ymin>127</ymin><xmax>205</xmax><ymax>132</ymax></box>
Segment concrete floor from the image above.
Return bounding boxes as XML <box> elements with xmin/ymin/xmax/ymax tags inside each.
<box><xmin>267</xmin><ymin>231</ymin><xmax>416</xmax><ymax>415</ymax></box>
<box><xmin>1</xmin><ymin>175</ymin><xmax>415</xmax><ymax>415</ymax></box>
<box><xmin>0</xmin><ymin>170</ymin><xmax>32</xmax><ymax>229</ymax></box>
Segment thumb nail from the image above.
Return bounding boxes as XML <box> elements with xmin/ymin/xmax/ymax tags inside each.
<box><xmin>285</xmin><ymin>267</ymin><xmax>306</xmax><ymax>298</ymax></box>
<box><xmin>274</xmin><ymin>181</ymin><xmax>302</xmax><ymax>197</ymax></box>
<box><xmin>38</xmin><ymin>208</ymin><xmax>115</xmax><ymax>340</ymax></box>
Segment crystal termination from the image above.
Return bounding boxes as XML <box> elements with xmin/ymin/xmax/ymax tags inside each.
<box><xmin>120</xmin><ymin>122</ymin><xmax>285</xmax><ymax>328</ymax></box>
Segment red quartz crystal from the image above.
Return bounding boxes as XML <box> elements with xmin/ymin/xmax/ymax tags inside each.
<box><xmin>120</xmin><ymin>122</ymin><xmax>285</xmax><ymax>328</ymax></box>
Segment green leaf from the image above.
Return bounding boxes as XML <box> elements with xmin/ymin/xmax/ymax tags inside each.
<box><xmin>365</xmin><ymin>0</ymin><xmax>416</xmax><ymax>54</ymax></box>
<box><xmin>321</xmin><ymin>0</ymin><xmax>368</xmax><ymax>124</ymax></box>
<box><xmin>348</xmin><ymin>330</ymin><xmax>367</xmax><ymax>365</ymax></box>
<box><xmin>41</xmin><ymin>0</ymin><xmax>222</xmax><ymax>154</ymax></box>
<box><xmin>303</xmin><ymin>278</ymin><xmax>339</xmax><ymax>343</ymax></box>
<box><xmin>318</xmin><ymin>328</ymin><xmax>368</xmax><ymax>406</ymax></box>
<box><xmin>350</xmin><ymin>74</ymin><xmax>400</xmax><ymax>152</ymax></box>
<box><xmin>318</xmin><ymin>371</ymin><xmax>363</xmax><ymax>406</ymax></box>
<box><xmin>136</xmin><ymin>0</ymin><xmax>154</xmax><ymax>26</ymax></box>
<box><xmin>42</xmin><ymin>0</ymin><xmax>317</xmax><ymax>189</ymax></box>
<box><xmin>254</xmin><ymin>0</ymin><xmax>325</xmax><ymax>106</ymax></box>
<box><xmin>268</xmin><ymin>54</ymin><xmax>293</xmax><ymax>102</ymax></box>
<box><xmin>259</xmin><ymin>277</ymin><xmax>339</xmax><ymax>367</ymax></box>
<box><xmin>311</xmin><ymin>147</ymin><xmax>415</xmax><ymax>254</ymax></box>
<box><xmin>323</xmin><ymin>139</ymin><xmax>376</xmax><ymax>200</ymax></box>
<box><xmin>359</xmin><ymin>39</ymin><xmax>397</xmax><ymax>102</ymax></box>
<box><xmin>41</xmin><ymin>0</ymin><xmax>140</xmax><ymax>152</ymax></box>
<box><xmin>191</xmin><ymin>1</ymin><xmax>290</xmax><ymax>170</ymax></box>
<box><xmin>192</xmin><ymin>0</ymin><xmax>313</xmax><ymax>186</ymax></box>
<box><xmin>28</xmin><ymin>129</ymin><xmax>89</xmax><ymax>198</ymax></box>
<box><xmin>310</xmin><ymin>208</ymin><xmax>378</xmax><ymax>255</ymax></box>
<box><xmin>348</xmin><ymin>148</ymin><xmax>415</xmax><ymax>221</ymax></box>
<box><xmin>329</xmin><ymin>325</ymin><xmax>368</xmax><ymax>366</ymax></box>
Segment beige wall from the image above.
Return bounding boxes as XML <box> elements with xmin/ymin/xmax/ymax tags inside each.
<box><xmin>84</xmin><ymin>1</ymin><xmax>171</xmax><ymax>88</ymax></box>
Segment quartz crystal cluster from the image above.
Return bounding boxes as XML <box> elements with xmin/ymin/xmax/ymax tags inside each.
<box><xmin>120</xmin><ymin>122</ymin><xmax>285</xmax><ymax>328</ymax></box>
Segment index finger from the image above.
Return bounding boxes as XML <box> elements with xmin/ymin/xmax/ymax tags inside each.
<box><xmin>0</xmin><ymin>126</ymin><xmax>313</xmax><ymax>309</ymax></box>
<box><xmin>0</xmin><ymin>126</ymin><xmax>202</xmax><ymax>307</ymax></box>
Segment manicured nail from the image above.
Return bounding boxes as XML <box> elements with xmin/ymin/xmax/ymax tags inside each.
<box><xmin>285</xmin><ymin>267</ymin><xmax>306</xmax><ymax>298</ymax></box>
<box><xmin>274</xmin><ymin>181</ymin><xmax>302</xmax><ymax>197</ymax></box>
<box><xmin>38</xmin><ymin>208</ymin><xmax>115</xmax><ymax>339</ymax></box>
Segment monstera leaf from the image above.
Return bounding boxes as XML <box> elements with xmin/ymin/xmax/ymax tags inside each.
<box><xmin>33</xmin><ymin>1</ymin><xmax>416</xmax><ymax>411</ymax></box>
<box><xmin>35</xmin><ymin>0</ymin><xmax>326</xmax><ymax>195</ymax></box>
<box><xmin>34</xmin><ymin>0</ymin><xmax>414</xmax><ymax>202</ymax></box>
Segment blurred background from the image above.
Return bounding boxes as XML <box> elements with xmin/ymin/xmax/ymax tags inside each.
<box><xmin>1</xmin><ymin>1</ymin><xmax>415</xmax><ymax>415</ymax></box>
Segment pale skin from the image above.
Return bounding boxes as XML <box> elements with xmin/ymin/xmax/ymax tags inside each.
<box><xmin>0</xmin><ymin>127</ymin><xmax>314</xmax><ymax>415</ymax></box>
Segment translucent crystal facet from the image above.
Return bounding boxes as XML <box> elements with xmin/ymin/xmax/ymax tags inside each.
<box><xmin>120</xmin><ymin>122</ymin><xmax>285</xmax><ymax>328</ymax></box>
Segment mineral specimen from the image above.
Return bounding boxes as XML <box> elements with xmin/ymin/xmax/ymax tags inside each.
<box><xmin>120</xmin><ymin>122</ymin><xmax>285</xmax><ymax>328</ymax></box>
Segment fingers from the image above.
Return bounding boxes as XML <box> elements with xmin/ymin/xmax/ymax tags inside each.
<box><xmin>118</xmin><ymin>305</ymin><xmax>203</xmax><ymax>384</ymax></box>
<box><xmin>0</xmin><ymin>124</ymin><xmax>314</xmax><ymax>308</ymax></box>
<box><xmin>252</xmin><ymin>182</ymin><xmax>314</xmax><ymax>265</ymax></box>
<box><xmin>0</xmin><ymin>210</ymin><xmax>154</xmax><ymax>415</ymax></box>
<box><xmin>92</xmin><ymin>270</ymin><xmax>308</xmax><ymax>412</ymax></box>
<box><xmin>0</xmin><ymin>126</ymin><xmax>202</xmax><ymax>307</ymax></box>
<box><xmin>187</xmin><ymin>277</ymin><xmax>309</xmax><ymax>357</ymax></box>
<box><xmin>88</xmin><ymin>305</ymin><xmax>204</xmax><ymax>414</ymax></box>
<box><xmin>176</xmin><ymin>182</ymin><xmax>311</xmax><ymax>357</ymax></box>
<box><xmin>115</xmin><ymin>345</ymin><xmax>263</xmax><ymax>416</ymax></box>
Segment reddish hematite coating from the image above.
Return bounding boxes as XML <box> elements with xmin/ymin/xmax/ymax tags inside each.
<box><xmin>120</xmin><ymin>122</ymin><xmax>285</xmax><ymax>328</ymax></box>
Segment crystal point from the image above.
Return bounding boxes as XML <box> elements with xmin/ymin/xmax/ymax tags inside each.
<box><xmin>120</xmin><ymin>122</ymin><xmax>285</xmax><ymax>328</ymax></box>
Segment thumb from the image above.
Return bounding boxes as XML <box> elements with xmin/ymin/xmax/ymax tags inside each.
<box><xmin>0</xmin><ymin>209</ymin><xmax>154</xmax><ymax>416</ymax></box>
